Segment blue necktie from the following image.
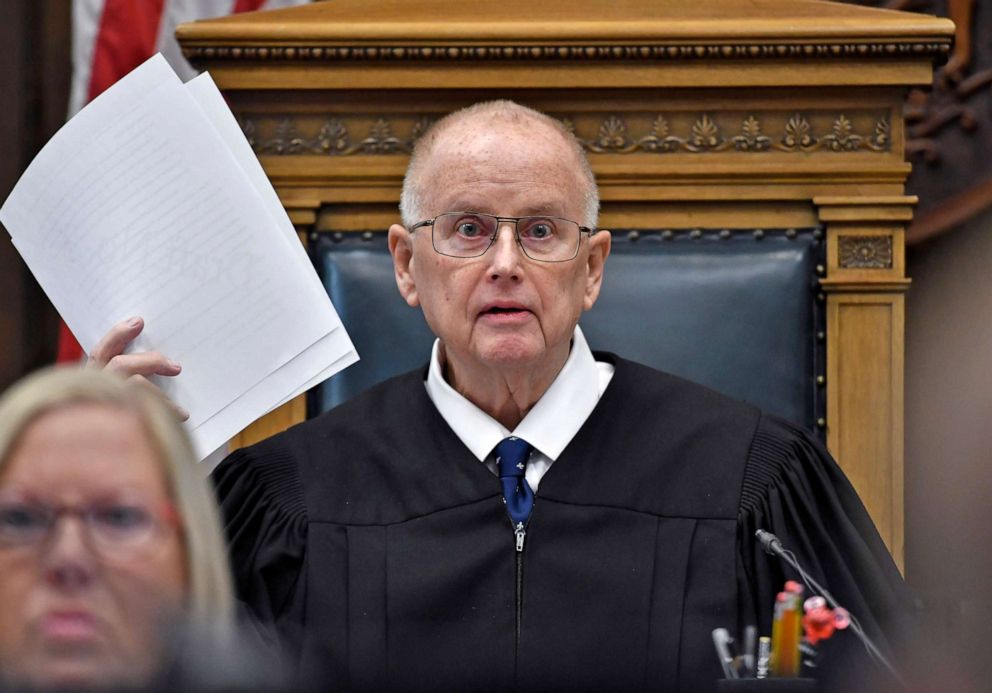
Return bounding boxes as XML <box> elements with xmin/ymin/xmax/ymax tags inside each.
<box><xmin>495</xmin><ymin>436</ymin><xmax>534</xmax><ymax>526</ymax></box>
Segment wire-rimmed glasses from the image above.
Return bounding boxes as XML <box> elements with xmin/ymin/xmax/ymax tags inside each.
<box><xmin>0</xmin><ymin>491</ymin><xmax>180</xmax><ymax>562</ymax></box>
<box><xmin>410</xmin><ymin>211</ymin><xmax>596</xmax><ymax>262</ymax></box>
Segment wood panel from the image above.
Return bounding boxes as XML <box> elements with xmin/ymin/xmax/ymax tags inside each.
<box><xmin>827</xmin><ymin>295</ymin><xmax>905</xmax><ymax>569</ymax></box>
<box><xmin>229</xmin><ymin>394</ymin><xmax>307</xmax><ymax>450</ymax></box>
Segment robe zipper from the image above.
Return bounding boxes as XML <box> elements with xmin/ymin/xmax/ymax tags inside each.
<box><xmin>513</xmin><ymin>520</ymin><xmax>526</xmax><ymax>669</ymax></box>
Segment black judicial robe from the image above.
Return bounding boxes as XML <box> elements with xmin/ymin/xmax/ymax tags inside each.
<box><xmin>213</xmin><ymin>354</ymin><xmax>913</xmax><ymax>692</ymax></box>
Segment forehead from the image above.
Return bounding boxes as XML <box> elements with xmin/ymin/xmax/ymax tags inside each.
<box><xmin>0</xmin><ymin>403</ymin><xmax>165</xmax><ymax>496</ymax></box>
<box><xmin>421</xmin><ymin>120</ymin><xmax>587</xmax><ymax>217</ymax></box>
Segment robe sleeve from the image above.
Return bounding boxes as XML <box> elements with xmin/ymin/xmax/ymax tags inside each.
<box><xmin>736</xmin><ymin>414</ymin><xmax>917</xmax><ymax>685</ymax></box>
<box><xmin>211</xmin><ymin>443</ymin><xmax>309</xmax><ymax>655</ymax></box>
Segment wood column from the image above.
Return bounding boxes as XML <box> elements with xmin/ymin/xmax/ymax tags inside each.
<box><xmin>816</xmin><ymin>196</ymin><xmax>915</xmax><ymax>570</ymax></box>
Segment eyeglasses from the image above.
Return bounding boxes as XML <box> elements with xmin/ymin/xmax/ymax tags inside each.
<box><xmin>410</xmin><ymin>211</ymin><xmax>596</xmax><ymax>262</ymax></box>
<box><xmin>0</xmin><ymin>492</ymin><xmax>180</xmax><ymax>561</ymax></box>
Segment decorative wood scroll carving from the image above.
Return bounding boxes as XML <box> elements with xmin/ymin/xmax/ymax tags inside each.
<box><xmin>243</xmin><ymin>112</ymin><xmax>891</xmax><ymax>156</ymax></box>
<box><xmin>846</xmin><ymin>0</ymin><xmax>992</xmax><ymax>241</ymax></box>
<box><xmin>839</xmin><ymin>235</ymin><xmax>894</xmax><ymax>269</ymax></box>
<box><xmin>853</xmin><ymin>0</ymin><xmax>980</xmax><ymax>160</ymax></box>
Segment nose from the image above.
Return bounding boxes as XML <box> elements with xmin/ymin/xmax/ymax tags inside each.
<box><xmin>41</xmin><ymin>516</ymin><xmax>97</xmax><ymax>591</ymax></box>
<box><xmin>488</xmin><ymin>221</ymin><xmax>524</xmax><ymax>280</ymax></box>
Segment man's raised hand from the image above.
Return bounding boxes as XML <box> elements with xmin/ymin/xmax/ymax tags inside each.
<box><xmin>87</xmin><ymin>317</ymin><xmax>189</xmax><ymax>420</ymax></box>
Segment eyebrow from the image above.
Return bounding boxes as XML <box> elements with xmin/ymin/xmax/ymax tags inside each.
<box><xmin>444</xmin><ymin>203</ymin><xmax>564</xmax><ymax>217</ymax></box>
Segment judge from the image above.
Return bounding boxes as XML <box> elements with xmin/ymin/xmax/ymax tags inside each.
<box><xmin>95</xmin><ymin>100</ymin><xmax>912</xmax><ymax>691</ymax></box>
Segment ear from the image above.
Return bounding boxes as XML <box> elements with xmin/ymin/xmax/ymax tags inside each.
<box><xmin>388</xmin><ymin>223</ymin><xmax>420</xmax><ymax>307</ymax></box>
<box><xmin>582</xmin><ymin>229</ymin><xmax>611</xmax><ymax>311</ymax></box>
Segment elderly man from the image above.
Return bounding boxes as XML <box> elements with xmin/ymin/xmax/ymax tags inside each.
<box><xmin>96</xmin><ymin>101</ymin><xmax>909</xmax><ymax>691</ymax></box>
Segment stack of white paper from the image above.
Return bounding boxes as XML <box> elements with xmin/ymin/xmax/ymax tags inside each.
<box><xmin>0</xmin><ymin>55</ymin><xmax>358</xmax><ymax>460</ymax></box>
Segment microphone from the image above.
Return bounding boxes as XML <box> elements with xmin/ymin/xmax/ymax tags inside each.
<box><xmin>754</xmin><ymin>529</ymin><xmax>903</xmax><ymax>685</ymax></box>
<box><xmin>755</xmin><ymin>529</ymin><xmax>784</xmax><ymax>556</ymax></box>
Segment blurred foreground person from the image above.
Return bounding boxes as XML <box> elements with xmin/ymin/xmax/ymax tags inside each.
<box><xmin>0</xmin><ymin>368</ymin><xmax>238</xmax><ymax>691</ymax></box>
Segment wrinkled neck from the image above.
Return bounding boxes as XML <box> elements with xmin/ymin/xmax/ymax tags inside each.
<box><xmin>440</xmin><ymin>342</ymin><xmax>569</xmax><ymax>430</ymax></box>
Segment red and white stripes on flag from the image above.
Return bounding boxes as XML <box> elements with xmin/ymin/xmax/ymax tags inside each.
<box><xmin>58</xmin><ymin>0</ymin><xmax>308</xmax><ymax>362</ymax></box>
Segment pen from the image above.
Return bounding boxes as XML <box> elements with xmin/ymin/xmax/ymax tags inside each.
<box><xmin>712</xmin><ymin>628</ymin><xmax>739</xmax><ymax>679</ymax></box>
<box><xmin>741</xmin><ymin>625</ymin><xmax>757</xmax><ymax>676</ymax></box>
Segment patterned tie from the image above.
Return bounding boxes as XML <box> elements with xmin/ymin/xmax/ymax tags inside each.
<box><xmin>495</xmin><ymin>436</ymin><xmax>535</xmax><ymax>526</ymax></box>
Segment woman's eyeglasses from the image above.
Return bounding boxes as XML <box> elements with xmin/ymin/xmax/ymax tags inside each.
<box><xmin>0</xmin><ymin>491</ymin><xmax>180</xmax><ymax>561</ymax></box>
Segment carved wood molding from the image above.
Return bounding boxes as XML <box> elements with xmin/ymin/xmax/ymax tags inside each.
<box><xmin>568</xmin><ymin>113</ymin><xmax>890</xmax><ymax>154</ymax></box>
<box><xmin>814</xmin><ymin>195</ymin><xmax>917</xmax><ymax>223</ymax></box>
<box><xmin>245</xmin><ymin>117</ymin><xmax>434</xmax><ymax>155</ymax></box>
<box><xmin>182</xmin><ymin>41</ymin><xmax>950</xmax><ymax>64</ymax></box>
<box><xmin>839</xmin><ymin>235</ymin><xmax>894</xmax><ymax>269</ymax></box>
<box><xmin>819</xmin><ymin>279</ymin><xmax>910</xmax><ymax>292</ymax></box>
<box><xmin>244</xmin><ymin>111</ymin><xmax>892</xmax><ymax>157</ymax></box>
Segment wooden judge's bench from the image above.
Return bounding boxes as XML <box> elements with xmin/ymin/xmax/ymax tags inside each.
<box><xmin>177</xmin><ymin>0</ymin><xmax>953</xmax><ymax>569</ymax></box>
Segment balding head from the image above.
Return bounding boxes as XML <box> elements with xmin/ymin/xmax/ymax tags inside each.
<box><xmin>387</xmin><ymin>99</ymin><xmax>611</xmax><ymax>424</ymax></box>
<box><xmin>399</xmin><ymin>101</ymin><xmax>599</xmax><ymax>228</ymax></box>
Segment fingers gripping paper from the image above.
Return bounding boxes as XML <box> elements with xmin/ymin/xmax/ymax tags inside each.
<box><xmin>0</xmin><ymin>55</ymin><xmax>358</xmax><ymax>460</ymax></box>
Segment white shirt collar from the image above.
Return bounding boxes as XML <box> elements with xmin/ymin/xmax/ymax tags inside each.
<box><xmin>425</xmin><ymin>325</ymin><xmax>603</xmax><ymax>462</ymax></box>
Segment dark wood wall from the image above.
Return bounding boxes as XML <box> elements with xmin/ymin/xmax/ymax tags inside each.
<box><xmin>0</xmin><ymin>0</ymin><xmax>70</xmax><ymax>391</ymax></box>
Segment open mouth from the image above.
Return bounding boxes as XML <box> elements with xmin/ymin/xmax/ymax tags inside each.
<box><xmin>480</xmin><ymin>304</ymin><xmax>532</xmax><ymax>320</ymax></box>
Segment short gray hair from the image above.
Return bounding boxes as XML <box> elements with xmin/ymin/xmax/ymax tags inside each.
<box><xmin>0</xmin><ymin>367</ymin><xmax>234</xmax><ymax>628</ymax></box>
<box><xmin>400</xmin><ymin>100</ymin><xmax>599</xmax><ymax>229</ymax></box>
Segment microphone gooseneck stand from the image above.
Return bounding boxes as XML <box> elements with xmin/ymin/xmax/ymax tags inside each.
<box><xmin>754</xmin><ymin>529</ymin><xmax>904</xmax><ymax>687</ymax></box>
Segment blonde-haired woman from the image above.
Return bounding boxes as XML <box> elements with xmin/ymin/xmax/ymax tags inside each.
<box><xmin>0</xmin><ymin>367</ymin><xmax>233</xmax><ymax>690</ymax></box>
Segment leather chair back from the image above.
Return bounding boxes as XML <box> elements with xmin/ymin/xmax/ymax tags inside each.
<box><xmin>316</xmin><ymin>228</ymin><xmax>823</xmax><ymax>430</ymax></box>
